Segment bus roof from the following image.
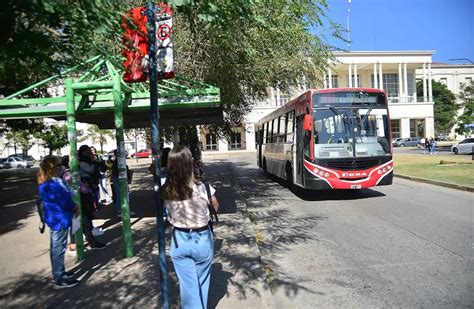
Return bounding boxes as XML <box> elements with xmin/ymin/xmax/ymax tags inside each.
<box><xmin>256</xmin><ymin>88</ymin><xmax>387</xmax><ymax>126</ymax></box>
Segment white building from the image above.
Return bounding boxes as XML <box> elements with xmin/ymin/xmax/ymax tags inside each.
<box><xmin>416</xmin><ymin>63</ymin><xmax>474</xmax><ymax>139</ymax></box>
<box><xmin>200</xmin><ymin>50</ymin><xmax>438</xmax><ymax>153</ymax></box>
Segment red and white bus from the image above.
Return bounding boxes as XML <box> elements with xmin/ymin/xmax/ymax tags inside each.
<box><xmin>255</xmin><ymin>88</ymin><xmax>393</xmax><ymax>190</ymax></box>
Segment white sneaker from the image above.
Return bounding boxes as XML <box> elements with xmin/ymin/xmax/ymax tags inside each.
<box><xmin>92</xmin><ymin>227</ymin><xmax>104</xmax><ymax>236</ymax></box>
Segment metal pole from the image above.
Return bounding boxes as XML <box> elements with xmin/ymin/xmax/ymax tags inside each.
<box><xmin>112</xmin><ymin>74</ymin><xmax>133</xmax><ymax>258</ymax></box>
<box><xmin>147</xmin><ymin>2</ymin><xmax>169</xmax><ymax>308</ymax></box>
<box><xmin>65</xmin><ymin>79</ymin><xmax>85</xmax><ymax>260</ymax></box>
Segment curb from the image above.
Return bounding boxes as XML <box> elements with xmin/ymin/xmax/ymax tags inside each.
<box><xmin>394</xmin><ymin>173</ymin><xmax>474</xmax><ymax>192</ymax></box>
<box><xmin>228</xmin><ymin>163</ymin><xmax>276</xmax><ymax>308</ymax></box>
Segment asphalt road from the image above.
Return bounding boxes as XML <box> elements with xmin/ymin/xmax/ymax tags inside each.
<box><xmin>1</xmin><ymin>156</ymin><xmax>472</xmax><ymax>308</ymax></box>
<box><xmin>227</xmin><ymin>153</ymin><xmax>473</xmax><ymax>308</ymax></box>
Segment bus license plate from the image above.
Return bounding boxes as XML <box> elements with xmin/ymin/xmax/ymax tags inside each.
<box><xmin>351</xmin><ymin>185</ymin><xmax>361</xmax><ymax>189</ymax></box>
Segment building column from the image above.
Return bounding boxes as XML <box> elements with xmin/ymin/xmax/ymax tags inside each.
<box><xmin>245</xmin><ymin>123</ymin><xmax>256</xmax><ymax>151</ymax></box>
<box><xmin>378</xmin><ymin>62</ymin><xmax>384</xmax><ymax>90</ymax></box>
<box><xmin>425</xmin><ymin>117</ymin><xmax>435</xmax><ymax>138</ymax></box>
<box><xmin>269</xmin><ymin>87</ymin><xmax>275</xmax><ymax>106</ymax></box>
<box><xmin>428</xmin><ymin>62</ymin><xmax>433</xmax><ymax>102</ymax></box>
<box><xmin>323</xmin><ymin>74</ymin><xmax>327</xmax><ymax>89</ymax></box>
<box><xmin>218</xmin><ymin>138</ymin><xmax>228</xmax><ymax>152</ymax></box>
<box><xmin>354</xmin><ymin>64</ymin><xmax>358</xmax><ymax>87</ymax></box>
<box><xmin>373</xmin><ymin>63</ymin><xmax>378</xmax><ymax>89</ymax></box>
<box><xmin>348</xmin><ymin>63</ymin><xmax>352</xmax><ymax>88</ymax></box>
<box><xmin>401</xmin><ymin>118</ymin><xmax>411</xmax><ymax>138</ymax></box>
<box><xmin>403</xmin><ymin>63</ymin><xmax>408</xmax><ymax>102</ymax></box>
<box><xmin>422</xmin><ymin>63</ymin><xmax>427</xmax><ymax>102</ymax></box>
<box><xmin>276</xmin><ymin>87</ymin><xmax>281</xmax><ymax>106</ymax></box>
<box><xmin>398</xmin><ymin>63</ymin><xmax>403</xmax><ymax>101</ymax></box>
<box><xmin>328</xmin><ymin>68</ymin><xmax>333</xmax><ymax>88</ymax></box>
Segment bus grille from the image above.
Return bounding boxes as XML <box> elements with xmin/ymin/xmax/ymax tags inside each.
<box><xmin>326</xmin><ymin>159</ymin><xmax>380</xmax><ymax>171</ymax></box>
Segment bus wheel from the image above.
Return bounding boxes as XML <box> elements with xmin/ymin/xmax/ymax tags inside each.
<box><xmin>262</xmin><ymin>159</ymin><xmax>268</xmax><ymax>176</ymax></box>
<box><xmin>286</xmin><ymin>165</ymin><xmax>294</xmax><ymax>190</ymax></box>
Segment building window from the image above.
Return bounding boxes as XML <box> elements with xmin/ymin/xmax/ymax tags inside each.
<box><xmin>205</xmin><ymin>134</ymin><xmax>218</xmax><ymax>150</ymax></box>
<box><xmin>407</xmin><ymin>73</ymin><xmax>414</xmax><ymax>97</ymax></box>
<box><xmin>229</xmin><ymin>132</ymin><xmax>242</xmax><ymax>150</ymax></box>
<box><xmin>383</xmin><ymin>73</ymin><xmax>399</xmax><ymax>98</ymax></box>
<box><xmin>410</xmin><ymin>119</ymin><xmax>425</xmax><ymax>138</ymax></box>
<box><xmin>391</xmin><ymin>119</ymin><xmax>401</xmax><ymax>138</ymax></box>
<box><xmin>325</xmin><ymin>75</ymin><xmax>339</xmax><ymax>88</ymax></box>
<box><xmin>346</xmin><ymin>74</ymin><xmax>361</xmax><ymax>87</ymax></box>
<box><xmin>439</xmin><ymin>77</ymin><xmax>448</xmax><ymax>86</ymax></box>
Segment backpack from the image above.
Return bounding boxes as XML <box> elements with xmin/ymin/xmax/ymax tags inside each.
<box><xmin>36</xmin><ymin>198</ymin><xmax>46</xmax><ymax>234</ymax></box>
<box><xmin>204</xmin><ymin>182</ymin><xmax>219</xmax><ymax>234</ymax></box>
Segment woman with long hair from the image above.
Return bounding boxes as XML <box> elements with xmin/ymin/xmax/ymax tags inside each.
<box><xmin>161</xmin><ymin>145</ymin><xmax>219</xmax><ymax>309</ymax></box>
<box><xmin>37</xmin><ymin>155</ymin><xmax>79</xmax><ymax>289</ymax></box>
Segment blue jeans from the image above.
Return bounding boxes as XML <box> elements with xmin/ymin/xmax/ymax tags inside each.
<box><xmin>170</xmin><ymin>228</ymin><xmax>213</xmax><ymax>309</ymax></box>
<box><xmin>50</xmin><ymin>227</ymin><xmax>69</xmax><ymax>283</ymax></box>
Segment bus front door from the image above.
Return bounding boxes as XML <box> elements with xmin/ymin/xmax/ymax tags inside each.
<box><xmin>295</xmin><ymin>115</ymin><xmax>304</xmax><ymax>186</ymax></box>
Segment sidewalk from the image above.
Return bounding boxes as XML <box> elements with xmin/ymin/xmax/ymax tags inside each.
<box><xmin>0</xmin><ymin>161</ymin><xmax>273</xmax><ymax>308</ymax></box>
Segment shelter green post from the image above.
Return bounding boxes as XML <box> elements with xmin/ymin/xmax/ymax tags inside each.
<box><xmin>66</xmin><ymin>78</ymin><xmax>85</xmax><ymax>260</ymax></box>
<box><xmin>112</xmin><ymin>74</ymin><xmax>133</xmax><ymax>257</ymax></box>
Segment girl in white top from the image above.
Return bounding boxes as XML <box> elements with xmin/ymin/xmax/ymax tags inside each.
<box><xmin>161</xmin><ymin>145</ymin><xmax>219</xmax><ymax>309</ymax></box>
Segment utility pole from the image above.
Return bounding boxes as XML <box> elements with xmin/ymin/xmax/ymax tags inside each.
<box><xmin>147</xmin><ymin>2</ymin><xmax>169</xmax><ymax>308</ymax></box>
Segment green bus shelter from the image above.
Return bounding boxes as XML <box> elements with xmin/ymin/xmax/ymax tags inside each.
<box><xmin>0</xmin><ymin>56</ymin><xmax>221</xmax><ymax>259</ymax></box>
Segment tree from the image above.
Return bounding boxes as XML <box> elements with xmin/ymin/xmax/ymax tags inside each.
<box><xmin>36</xmin><ymin>124</ymin><xmax>69</xmax><ymax>155</ymax></box>
<box><xmin>1</xmin><ymin>1</ymin><xmax>340</xmax><ymax>134</ymax></box>
<box><xmin>417</xmin><ymin>80</ymin><xmax>458</xmax><ymax>133</ymax></box>
<box><xmin>81</xmin><ymin>125</ymin><xmax>115</xmax><ymax>153</ymax></box>
<box><xmin>3</xmin><ymin>119</ymin><xmax>44</xmax><ymax>154</ymax></box>
<box><xmin>455</xmin><ymin>80</ymin><xmax>474</xmax><ymax>136</ymax></box>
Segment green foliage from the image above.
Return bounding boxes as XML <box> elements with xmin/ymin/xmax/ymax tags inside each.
<box><xmin>81</xmin><ymin>124</ymin><xmax>115</xmax><ymax>153</ymax></box>
<box><xmin>1</xmin><ymin>0</ymin><xmax>340</xmax><ymax>135</ymax></box>
<box><xmin>417</xmin><ymin>80</ymin><xmax>457</xmax><ymax>132</ymax></box>
<box><xmin>455</xmin><ymin>80</ymin><xmax>474</xmax><ymax>136</ymax></box>
<box><xmin>36</xmin><ymin>124</ymin><xmax>69</xmax><ymax>155</ymax></box>
<box><xmin>3</xmin><ymin>119</ymin><xmax>45</xmax><ymax>154</ymax></box>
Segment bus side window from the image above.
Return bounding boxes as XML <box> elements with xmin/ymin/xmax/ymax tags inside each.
<box><xmin>279</xmin><ymin>114</ymin><xmax>286</xmax><ymax>142</ymax></box>
<box><xmin>286</xmin><ymin>110</ymin><xmax>294</xmax><ymax>143</ymax></box>
<box><xmin>304</xmin><ymin>131</ymin><xmax>311</xmax><ymax>157</ymax></box>
<box><xmin>265</xmin><ymin>122</ymin><xmax>270</xmax><ymax>143</ymax></box>
<box><xmin>271</xmin><ymin>119</ymin><xmax>278</xmax><ymax>143</ymax></box>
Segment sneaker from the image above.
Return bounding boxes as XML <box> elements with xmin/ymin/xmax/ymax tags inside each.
<box><xmin>64</xmin><ymin>271</ymin><xmax>75</xmax><ymax>279</ymax></box>
<box><xmin>92</xmin><ymin>227</ymin><xmax>104</xmax><ymax>236</ymax></box>
<box><xmin>90</xmin><ymin>242</ymin><xmax>107</xmax><ymax>250</ymax></box>
<box><xmin>53</xmin><ymin>278</ymin><xmax>79</xmax><ymax>290</ymax></box>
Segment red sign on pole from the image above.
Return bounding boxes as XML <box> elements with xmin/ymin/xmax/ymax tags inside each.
<box><xmin>122</xmin><ymin>3</ymin><xmax>174</xmax><ymax>83</ymax></box>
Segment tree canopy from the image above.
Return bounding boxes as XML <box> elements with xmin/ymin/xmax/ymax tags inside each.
<box><xmin>417</xmin><ymin>80</ymin><xmax>458</xmax><ymax>133</ymax></box>
<box><xmin>0</xmin><ymin>0</ymin><xmax>340</xmax><ymax>131</ymax></box>
<box><xmin>455</xmin><ymin>79</ymin><xmax>474</xmax><ymax>136</ymax></box>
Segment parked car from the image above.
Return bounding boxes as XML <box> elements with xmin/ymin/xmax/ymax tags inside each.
<box><xmin>105</xmin><ymin>149</ymin><xmax>130</xmax><ymax>161</ymax></box>
<box><xmin>393</xmin><ymin>137</ymin><xmax>421</xmax><ymax>147</ymax></box>
<box><xmin>130</xmin><ymin>148</ymin><xmax>152</xmax><ymax>158</ymax></box>
<box><xmin>8</xmin><ymin>154</ymin><xmax>36</xmax><ymax>163</ymax></box>
<box><xmin>451</xmin><ymin>138</ymin><xmax>474</xmax><ymax>154</ymax></box>
<box><xmin>392</xmin><ymin>138</ymin><xmax>403</xmax><ymax>146</ymax></box>
<box><xmin>4</xmin><ymin>157</ymin><xmax>34</xmax><ymax>168</ymax></box>
<box><xmin>0</xmin><ymin>158</ymin><xmax>7</xmax><ymax>169</ymax></box>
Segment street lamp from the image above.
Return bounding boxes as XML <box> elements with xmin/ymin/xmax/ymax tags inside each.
<box><xmin>448</xmin><ymin>58</ymin><xmax>474</xmax><ymax>64</ymax></box>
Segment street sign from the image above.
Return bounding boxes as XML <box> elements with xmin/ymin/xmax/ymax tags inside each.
<box><xmin>122</xmin><ymin>3</ymin><xmax>174</xmax><ymax>83</ymax></box>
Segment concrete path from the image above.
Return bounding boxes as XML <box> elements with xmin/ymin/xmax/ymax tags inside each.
<box><xmin>0</xmin><ymin>160</ymin><xmax>273</xmax><ymax>308</ymax></box>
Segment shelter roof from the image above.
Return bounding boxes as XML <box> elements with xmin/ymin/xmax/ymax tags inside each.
<box><xmin>0</xmin><ymin>56</ymin><xmax>222</xmax><ymax>128</ymax></box>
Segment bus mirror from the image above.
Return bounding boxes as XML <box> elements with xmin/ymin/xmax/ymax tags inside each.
<box><xmin>303</xmin><ymin>115</ymin><xmax>312</xmax><ymax>131</ymax></box>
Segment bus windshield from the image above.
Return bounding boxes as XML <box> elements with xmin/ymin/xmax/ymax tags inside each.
<box><xmin>313</xmin><ymin>107</ymin><xmax>391</xmax><ymax>158</ymax></box>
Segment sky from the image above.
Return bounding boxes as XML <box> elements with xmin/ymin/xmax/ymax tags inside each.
<box><xmin>317</xmin><ymin>0</ymin><xmax>473</xmax><ymax>63</ymax></box>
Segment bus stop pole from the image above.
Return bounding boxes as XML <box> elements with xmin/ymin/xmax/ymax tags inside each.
<box><xmin>147</xmin><ymin>2</ymin><xmax>169</xmax><ymax>308</ymax></box>
<box><xmin>65</xmin><ymin>79</ymin><xmax>85</xmax><ymax>261</ymax></box>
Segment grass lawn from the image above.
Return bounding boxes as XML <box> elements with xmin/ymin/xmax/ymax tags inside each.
<box><xmin>393</xmin><ymin>154</ymin><xmax>474</xmax><ymax>187</ymax></box>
